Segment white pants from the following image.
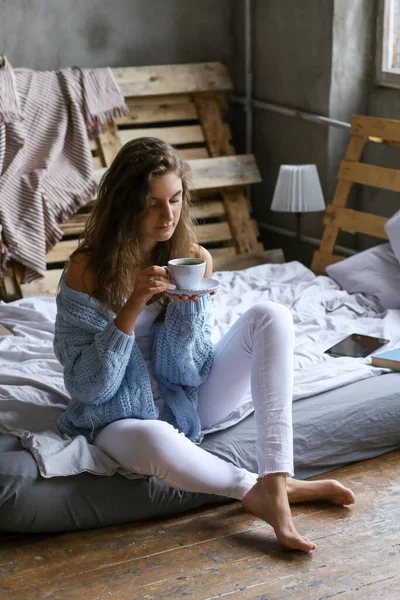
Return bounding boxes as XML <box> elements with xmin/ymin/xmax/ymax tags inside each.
<box><xmin>94</xmin><ymin>302</ymin><xmax>295</xmax><ymax>500</ymax></box>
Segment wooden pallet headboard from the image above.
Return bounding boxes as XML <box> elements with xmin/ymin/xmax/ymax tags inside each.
<box><xmin>2</xmin><ymin>62</ymin><xmax>264</xmax><ymax>300</ymax></box>
<box><xmin>311</xmin><ymin>114</ymin><xmax>400</xmax><ymax>274</ymax></box>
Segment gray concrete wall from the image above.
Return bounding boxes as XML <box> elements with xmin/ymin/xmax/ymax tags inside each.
<box><xmin>232</xmin><ymin>0</ymin><xmax>381</xmax><ymax>262</ymax></box>
<box><xmin>232</xmin><ymin>0</ymin><xmax>334</xmax><ymax>262</ymax></box>
<box><xmin>327</xmin><ymin>0</ymin><xmax>376</xmax><ymax>251</ymax></box>
<box><xmin>252</xmin><ymin>0</ymin><xmax>333</xmax><ymax>244</ymax></box>
<box><xmin>1</xmin><ymin>0</ymin><xmax>233</xmax><ymax>70</ymax></box>
<box><xmin>329</xmin><ymin>0</ymin><xmax>400</xmax><ymax>252</ymax></box>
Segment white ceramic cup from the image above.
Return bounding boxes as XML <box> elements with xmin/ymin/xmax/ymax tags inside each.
<box><xmin>164</xmin><ymin>258</ymin><xmax>206</xmax><ymax>290</ymax></box>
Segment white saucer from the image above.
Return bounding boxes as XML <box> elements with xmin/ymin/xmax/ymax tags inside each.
<box><xmin>167</xmin><ymin>277</ymin><xmax>220</xmax><ymax>297</ymax></box>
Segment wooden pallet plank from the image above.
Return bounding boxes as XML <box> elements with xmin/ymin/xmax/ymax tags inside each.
<box><xmin>312</xmin><ymin>250</ymin><xmax>346</xmax><ymax>274</ymax></box>
<box><xmin>213</xmin><ymin>249</ymin><xmax>285</xmax><ymax>272</ymax></box>
<box><xmin>112</xmin><ymin>62</ymin><xmax>233</xmax><ymax>97</ymax></box>
<box><xmin>312</xmin><ymin>200</ymin><xmax>347</xmax><ymax>270</ymax></box>
<box><xmin>194</xmin><ymin>188</ymin><xmax>224</xmax><ymax>199</ymax></box>
<box><xmin>92</xmin><ymin>155</ymin><xmax>103</xmax><ymax>169</ymax></box>
<box><xmin>179</xmin><ymin>147</ymin><xmax>208</xmax><ymax>159</ymax></box>
<box><xmin>311</xmin><ymin>135</ymin><xmax>367</xmax><ymax>272</ymax></box>
<box><xmin>324</xmin><ymin>206</ymin><xmax>388</xmax><ymax>239</ymax></box>
<box><xmin>60</xmin><ymin>200</ymin><xmax>225</xmax><ymax>238</ymax></box>
<box><xmin>117</xmin><ymin>95</ymin><xmax>197</xmax><ymax>125</ymax></box>
<box><xmin>344</xmin><ymin>135</ymin><xmax>368</xmax><ymax>162</ymax></box>
<box><xmin>189</xmin><ymin>155</ymin><xmax>262</xmax><ymax>190</ymax></box>
<box><xmin>48</xmin><ymin>220</ymin><xmax>233</xmax><ymax>264</ymax></box>
<box><xmin>46</xmin><ymin>240</ymin><xmax>79</xmax><ymax>264</ymax></box>
<box><xmin>60</xmin><ymin>214</ymin><xmax>89</xmax><ymax>236</ymax></box>
<box><xmin>20</xmin><ymin>269</ymin><xmax>63</xmax><ymax>297</ymax></box>
<box><xmin>0</xmin><ymin>271</ymin><xmax>21</xmax><ymax>301</ymax></box>
<box><xmin>339</xmin><ymin>160</ymin><xmax>400</xmax><ymax>192</ymax></box>
<box><xmin>195</xmin><ymin>92</ymin><xmax>261</xmax><ymax>253</ymax></box>
<box><xmin>221</xmin><ymin>189</ymin><xmax>263</xmax><ymax>253</ymax></box>
<box><xmin>195</xmin><ymin>222</ymin><xmax>231</xmax><ymax>244</ymax></box>
<box><xmin>194</xmin><ymin>93</ymin><xmax>233</xmax><ymax>156</ymax></box>
<box><xmin>118</xmin><ymin>124</ymin><xmax>205</xmax><ymax>147</ymax></box>
<box><xmin>209</xmin><ymin>246</ymin><xmax>236</xmax><ymax>269</ymax></box>
<box><xmin>352</xmin><ymin>114</ymin><xmax>400</xmax><ymax>142</ymax></box>
<box><xmin>191</xmin><ymin>199</ymin><xmax>225</xmax><ymax>220</ymax></box>
<box><xmin>33</xmin><ymin>248</ymin><xmax>265</xmax><ymax>296</ymax></box>
<box><xmin>97</xmin><ymin>122</ymin><xmax>122</xmax><ymax>167</ymax></box>
<box><xmin>92</xmin><ymin>146</ymin><xmax>209</xmax><ymax>167</ymax></box>
<box><xmin>93</xmin><ymin>155</ymin><xmax>261</xmax><ymax>193</ymax></box>
<box><xmin>125</xmin><ymin>94</ymin><xmax>192</xmax><ymax>106</ymax></box>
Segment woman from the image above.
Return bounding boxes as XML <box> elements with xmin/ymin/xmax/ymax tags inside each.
<box><xmin>54</xmin><ymin>137</ymin><xmax>355</xmax><ymax>553</ymax></box>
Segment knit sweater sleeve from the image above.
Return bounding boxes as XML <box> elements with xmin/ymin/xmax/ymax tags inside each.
<box><xmin>151</xmin><ymin>295</ymin><xmax>214</xmax><ymax>387</ymax></box>
<box><xmin>54</xmin><ymin>317</ymin><xmax>135</xmax><ymax>405</ymax></box>
<box><xmin>53</xmin><ymin>279</ymin><xmax>138</xmax><ymax>406</ymax></box>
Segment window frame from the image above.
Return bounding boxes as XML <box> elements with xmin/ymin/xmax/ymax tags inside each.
<box><xmin>376</xmin><ymin>0</ymin><xmax>400</xmax><ymax>89</ymax></box>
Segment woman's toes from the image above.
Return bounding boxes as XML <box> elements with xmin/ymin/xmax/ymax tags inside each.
<box><xmin>343</xmin><ymin>488</ymin><xmax>356</xmax><ymax>505</ymax></box>
<box><xmin>329</xmin><ymin>482</ymin><xmax>356</xmax><ymax>505</ymax></box>
<box><xmin>319</xmin><ymin>481</ymin><xmax>356</xmax><ymax>505</ymax></box>
<box><xmin>278</xmin><ymin>531</ymin><xmax>316</xmax><ymax>552</ymax></box>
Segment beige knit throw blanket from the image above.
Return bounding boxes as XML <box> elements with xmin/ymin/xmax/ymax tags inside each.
<box><xmin>0</xmin><ymin>57</ymin><xmax>128</xmax><ymax>282</ymax></box>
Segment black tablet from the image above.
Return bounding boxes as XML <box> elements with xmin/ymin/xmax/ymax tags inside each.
<box><xmin>324</xmin><ymin>333</ymin><xmax>389</xmax><ymax>358</ymax></box>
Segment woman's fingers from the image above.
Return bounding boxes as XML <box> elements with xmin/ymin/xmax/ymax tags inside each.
<box><xmin>180</xmin><ymin>295</ymin><xmax>200</xmax><ymax>302</ymax></box>
<box><xmin>167</xmin><ymin>293</ymin><xmax>189</xmax><ymax>302</ymax></box>
<box><xmin>144</xmin><ymin>281</ymin><xmax>174</xmax><ymax>298</ymax></box>
<box><xmin>142</xmin><ymin>266</ymin><xmax>170</xmax><ymax>284</ymax></box>
<box><xmin>164</xmin><ymin>292</ymin><xmax>200</xmax><ymax>303</ymax></box>
<box><xmin>140</xmin><ymin>274</ymin><xmax>173</xmax><ymax>288</ymax></box>
<box><xmin>142</xmin><ymin>265</ymin><xmax>169</xmax><ymax>278</ymax></box>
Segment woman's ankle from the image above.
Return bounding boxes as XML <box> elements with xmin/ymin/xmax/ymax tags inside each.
<box><xmin>257</xmin><ymin>472</ymin><xmax>288</xmax><ymax>489</ymax></box>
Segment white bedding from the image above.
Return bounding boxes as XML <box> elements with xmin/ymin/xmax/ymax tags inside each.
<box><xmin>0</xmin><ymin>261</ymin><xmax>399</xmax><ymax>478</ymax></box>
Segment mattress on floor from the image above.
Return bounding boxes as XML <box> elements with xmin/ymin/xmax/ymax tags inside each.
<box><xmin>1</xmin><ymin>371</ymin><xmax>399</xmax><ymax>533</ymax></box>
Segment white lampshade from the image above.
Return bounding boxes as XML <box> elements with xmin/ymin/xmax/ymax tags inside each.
<box><xmin>271</xmin><ymin>164</ymin><xmax>325</xmax><ymax>213</ymax></box>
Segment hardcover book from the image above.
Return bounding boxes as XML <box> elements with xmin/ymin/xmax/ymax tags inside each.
<box><xmin>371</xmin><ymin>347</ymin><xmax>400</xmax><ymax>371</ymax></box>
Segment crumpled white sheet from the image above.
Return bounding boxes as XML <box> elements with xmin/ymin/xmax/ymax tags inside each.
<box><xmin>0</xmin><ymin>260</ymin><xmax>398</xmax><ymax>478</ymax></box>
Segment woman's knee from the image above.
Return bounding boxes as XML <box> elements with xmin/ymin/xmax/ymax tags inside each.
<box><xmin>130</xmin><ymin>419</ymin><xmax>178</xmax><ymax>453</ymax></box>
<box><xmin>247</xmin><ymin>301</ymin><xmax>293</xmax><ymax>330</ymax></box>
<box><xmin>95</xmin><ymin>418</ymin><xmax>177</xmax><ymax>459</ymax></box>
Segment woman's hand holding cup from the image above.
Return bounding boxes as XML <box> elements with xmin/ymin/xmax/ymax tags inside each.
<box><xmin>163</xmin><ymin>258</ymin><xmax>216</xmax><ymax>303</ymax></box>
<box><xmin>129</xmin><ymin>266</ymin><xmax>176</xmax><ymax>312</ymax></box>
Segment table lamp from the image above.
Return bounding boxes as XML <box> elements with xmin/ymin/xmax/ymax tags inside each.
<box><xmin>271</xmin><ymin>164</ymin><xmax>326</xmax><ymax>260</ymax></box>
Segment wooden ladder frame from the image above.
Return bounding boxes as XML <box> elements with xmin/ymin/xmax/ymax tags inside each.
<box><xmin>311</xmin><ymin>114</ymin><xmax>400</xmax><ymax>274</ymax></box>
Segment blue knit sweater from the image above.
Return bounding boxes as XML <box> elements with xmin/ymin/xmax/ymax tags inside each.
<box><xmin>54</xmin><ymin>275</ymin><xmax>214</xmax><ymax>443</ymax></box>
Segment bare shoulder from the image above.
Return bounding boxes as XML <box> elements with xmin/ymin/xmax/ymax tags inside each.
<box><xmin>66</xmin><ymin>253</ymin><xmax>96</xmax><ymax>295</ymax></box>
<box><xmin>192</xmin><ymin>244</ymin><xmax>213</xmax><ymax>277</ymax></box>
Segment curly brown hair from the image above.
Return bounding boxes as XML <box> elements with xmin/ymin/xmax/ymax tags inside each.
<box><xmin>67</xmin><ymin>137</ymin><xmax>197</xmax><ymax>313</ymax></box>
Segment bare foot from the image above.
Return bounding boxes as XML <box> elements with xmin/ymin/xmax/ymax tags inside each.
<box><xmin>286</xmin><ymin>478</ymin><xmax>356</xmax><ymax>506</ymax></box>
<box><xmin>242</xmin><ymin>474</ymin><xmax>317</xmax><ymax>553</ymax></box>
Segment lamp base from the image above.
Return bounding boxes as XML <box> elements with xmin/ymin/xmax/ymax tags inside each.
<box><xmin>295</xmin><ymin>212</ymin><xmax>302</xmax><ymax>262</ymax></box>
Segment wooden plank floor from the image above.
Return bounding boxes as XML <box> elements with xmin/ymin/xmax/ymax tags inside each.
<box><xmin>0</xmin><ymin>450</ymin><xmax>399</xmax><ymax>600</ymax></box>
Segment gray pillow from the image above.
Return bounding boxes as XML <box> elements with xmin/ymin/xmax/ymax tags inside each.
<box><xmin>384</xmin><ymin>209</ymin><xmax>400</xmax><ymax>265</ymax></box>
<box><xmin>326</xmin><ymin>243</ymin><xmax>400</xmax><ymax>309</ymax></box>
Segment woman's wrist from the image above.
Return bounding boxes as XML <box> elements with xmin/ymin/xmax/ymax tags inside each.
<box><xmin>115</xmin><ymin>296</ymin><xmax>143</xmax><ymax>335</ymax></box>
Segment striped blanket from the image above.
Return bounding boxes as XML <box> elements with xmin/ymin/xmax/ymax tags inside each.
<box><xmin>0</xmin><ymin>57</ymin><xmax>128</xmax><ymax>282</ymax></box>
